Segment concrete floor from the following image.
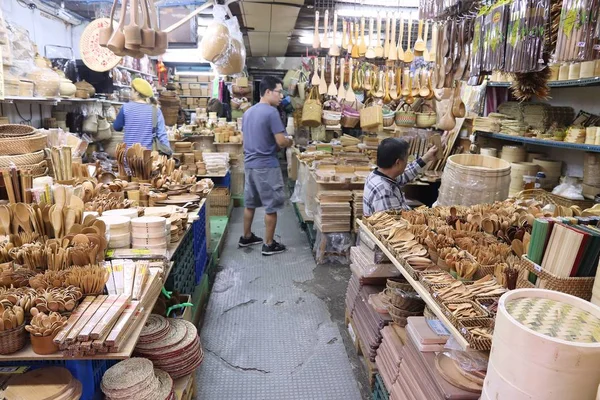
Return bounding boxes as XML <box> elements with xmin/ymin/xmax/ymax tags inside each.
<box><xmin>195</xmin><ymin>200</ymin><xmax>370</xmax><ymax>399</ymax></box>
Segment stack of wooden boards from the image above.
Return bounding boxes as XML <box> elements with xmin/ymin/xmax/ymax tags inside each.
<box><xmin>352</xmin><ymin>190</ymin><xmax>364</xmax><ymax>232</ymax></box>
<box><xmin>134</xmin><ymin>315</ymin><xmax>204</xmax><ymax>379</ymax></box>
<box><xmin>528</xmin><ymin>218</ymin><xmax>600</xmax><ymax>278</ymax></box>
<box><xmin>315</xmin><ymin>190</ymin><xmax>352</xmax><ymax>233</ymax></box>
<box><xmin>101</xmin><ymin>358</ymin><xmax>175</xmax><ymax>400</ymax></box>
<box><xmin>1</xmin><ymin>367</ymin><xmax>82</xmax><ymax>400</ymax></box>
<box><xmin>53</xmin><ymin>268</ymin><xmax>163</xmax><ymax>356</ymax></box>
<box><xmin>340</xmin><ymin>134</ymin><xmax>360</xmax><ymax>153</ymax></box>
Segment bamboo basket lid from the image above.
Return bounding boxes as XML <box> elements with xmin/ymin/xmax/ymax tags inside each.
<box><xmin>131</xmin><ymin>216</ymin><xmax>168</xmax><ymax>228</ymax></box>
<box><xmin>103</xmin><ymin>209</ymin><xmax>139</xmax><ymax>219</ymax></box>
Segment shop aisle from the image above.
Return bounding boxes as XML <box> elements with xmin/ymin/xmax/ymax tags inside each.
<box><xmin>197</xmin><ymin>202</ymin><xmax>365</xmax><ymax>399</ymax></box>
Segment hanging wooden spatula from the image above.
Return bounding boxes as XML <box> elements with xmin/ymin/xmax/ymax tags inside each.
<box><xmin>312</xmin><ymin>11</ymin><xmax>320</xmax><ymax>49</ymax></box>
<box><xmin>430</xmin><ymin>22</ymin><xmax>438</xmax><ymax>63</ymax></box>
<box><xmin>337</xmin><ymin>58</ymin><xmax>346</xmax><ymax>101</ymax></box>
<box><xmin>321</xmin><ymin>10</ymin><xmax>330</xmax><ymax>49</ymax></box>
<box><xmin>342</xmin><ymin>19</ymin><xmax>349</xmax><ymax>50</ymax></box>
<box><xmin>389</xmin><ymin>13</ymin><xmax>397</xmax><ymax>61</ymax></box>
<box><xmin>383</xmin><ymin>13</ymin><xmax>391</xmax><ymax>59</ymax></box>
<box><xmin>397</xmin><ymin>15</ymin><xmax>405</xmax><ymax>61</ymax></box>
<box><xmin>329</xmin><ymin>11</ymin><xmax>340</xmax><ymax>56</ymax></box>
<box><xmin>414</xmin><ymin>19</ymin><xmax>426</xmax><ymax>53</ymax></box>
<box><xmin>423</xmin><ymin>21</ymin><xmax>430</xmax><ymax>61</ymax></box>
<box><xmin>311</xmin><ymin>57</ymin><xmax>320</xmax><ymax>86</ymax></box>
<box><xmin>389</xmin><ymin>70</ymin><xmax>399</xmax><ymax>100</ymax></box>
<box><xmin>345</xmin><ymin>60</ymin><xmax>356</xmax><ymax>103</ymax></box>
<box><xmin>375</xmin><ymin>13</ymin><xmax>384</xmax><ymax>58</ymax></box>
<box><xmin>328</xmin><ymin>57</ymin><xmax>337</xmax><ymax>97</ymax></box>
<box><xmin>358</xmin><ymin>17</ymin><xmax>367</xmax><ymax>56</ymax></box>
<box><xmin>319</xmin><ymin>57</ymin><xmax>328</xmax><ymax>95</ymax></box>
<box><xmin>351</xmin><ymin>21</ymin><xmax>360</xmax><ymax>58</ymax></box>
<box><xmin>404</xmin><ymin>16</ymin><xmax>415</xmax><ymax>63</ymax></box>
<box><xmin>365</xmin><ymin>17</ymin><xmax>376</xmax><ymax>59</ymax></box>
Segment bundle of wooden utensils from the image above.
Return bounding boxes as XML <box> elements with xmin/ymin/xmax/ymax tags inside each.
<box><xmin>1</xmin><ymin>167</ymin><xmax>33</xmax><ymax>204</ymax></box>
<box><xmin>49</xmin><ymin>146</ymin><xmax>73</xmax><ymax>183</ymax></box>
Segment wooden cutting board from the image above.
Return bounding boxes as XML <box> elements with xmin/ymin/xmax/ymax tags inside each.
<box><xmin>3</xmin><ymin>367</ymin><xmax>73</xmax><ymax>400</ymax></box>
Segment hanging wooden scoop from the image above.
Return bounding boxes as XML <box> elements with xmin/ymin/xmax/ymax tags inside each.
<box><xmin>389</xmin><ymin>13</ymin><xmax>397</xmax><ymax>61</ymax></box>
<box><xmin>346</xmin><ymin>60</ymin><xmax>356</xmax><ymax>103</ymax></box>
<box><xmin>328</xmin><ymin>57</ymin><xmax>337</xmax><ymax>97</ymax></box>
<box><xmin>321</xmin><ymin>10</ymin><xmax>330</xmax><ymax>49</ymax></box>
<box><xmin>383</xmin><ymin>71</ymin><xmax>392</xmax><ymax>104</ymax></box>
<box><xmin>375</xmin><ymin>13</ymin><xmax>384</xmax><ymax>58</ymax></box>
<box><xmin>401</xmin><ymin>68</ymin><xmax>410</xmax><ymax>97</ymax></box>
<box><xmin>107</xmin><ymin>0</ymin><xmax>128</xmax><ymax>56</ymax></box>
<box><xmin>139</xmin><ymin>0</ymin><xmax>155</xmax><ymax>51</ymax></box>
<box><xmin>419</xmin><ymin>69</ymin><xmax>430</xmax><ymax>98</ymax></box>
<box><xmin>404</xmin><ymin>16</ymin><xmax>414</xmax><ymax>63</ymax></box>
<box><xmin>311</xmin><ymin>57</ymin><xmax>320</xmax><ymax>86</ymax></box>
<box><xmin>342</xmin><ymin>19</ymin><xmax>349</xmax><ymax>50</ymax></box>
<box><xmin>358</xmin><ymin>17</ymin><xmax>367</xmax><ymax>56</ymax></box>
<box><xmin>365</xmin><ymin>17</ymin><xmax>376</xmax><ymax>59</ymax></box>
<box><xmin>147</xmin><ymin>0</ymin><xmax>167</xmax><ymax>56</ymax></box>
<box><xmin>319</xmin><ymin>57</ymin><xmax>328</xmax><ymax>95</ymax></box>
<box><xmin>383</xmin><ymin>13</ymin><xmax>391</xmax><ymax>59</ymax></box>
<box><xmin>438</xmin><ymin>100</ymin><xmax>456</xmax><ymax>131</ymax></box>
<box><xmin>397</xmin><ymin>15</ymin><xmax>405</xmax><ymax>61</ymax></box>
<box><xmin>351</xmin><ymin>21</ymin><xmax>360</xmax><ymax>58</ymax></box>
<box><xmin>389</xmin><ymin>70</ymin><xmax>398</xmax><ymax>100</ymax></box>
<box><xmin>452</xmin><ymin>82</ymin><xmax>466</xmax><ymax>118</ymax></box>
<box><xmin>312</xmin><ymin>11</ymin><xmax>320</xmax><ymax>49</ymax></box>
<box><xmin>405</xmin><ymin>75</ymin><xmax>414</xmax><ymax>104</ymax></box>
<box><xmin>422</xmin><ymin>21</ymin><xmax>430</xmax><ymax>62</ymax></box>
<box><xmin>337</xmin><ymin>58</ymin><xmax>346</xmax><ymax>101</ymax></box>
<box><xmin>414</xmin><ymin>19</ymin><xmax>426</xmax><ymax>53</ymax></box>
<box><xmin>124</xmin><ymin>0</ymin><xmax>142</xmax><ymax>51</ymax></box>
<box><xmin>99</xmin><ymin>0</ymin><xmax>118</xmax><ymax>47</ymax></box>
<box><xmin>429</xmin><ymin>22</ymin><xmax>438</xmax><ymax>63</ymax></box>
<box><xmin>329</xmin><ymin>11</ymin><xmax>340</xmax><ymax>56</ymax></box>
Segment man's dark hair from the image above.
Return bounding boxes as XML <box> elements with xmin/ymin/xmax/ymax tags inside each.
<box><xmin>377</xmin><ymin>138</ymin><xmax>409</xmax><ymax>168</ymax></box>
<box><xmin>259</xmin><ymin>76</ymin><xmax>283</xmax><ymax>97</ymax></box>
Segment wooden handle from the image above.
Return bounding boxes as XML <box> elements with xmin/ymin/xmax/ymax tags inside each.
<box><xmin>407</xmin><ymin>17</ymin><xmax>412</xmax><ymax>50</ymax></box>
<box><xmin>417</xmin><ymin>19</ymin><xmax>423</xmax><ymax>40</ymax></box>
<box><xmin>339</xmin><ymin>58</ymin><xmax>345</xmax><ymax>86</ymax></box>
<box><xmin>398</xmin><ymin>16</ymin><xmax>404</xmax><ymax>47</ymax></box>
<box><xmin>330</xmin><ymin>57</ymin><xmax>336</xmax><ymax>82</ymax></box>
<box><xmin>384</xmin><ymin>14</ymin><xmax>390</xmax><ymax>51</ymax></box>
<box><xmin>368</xmin><ymin>18</ymin><xmax>374</xmax><ymax>46</ymax></box>
<box><xmin>322</xmin><ymin>10</ymin><xmax>329</xmax><ymax>46</ymax></box>
<box><xmin>342</xmin><ymin>19</ymin><xmax>347</xmax><ymax>49</ymax></box>
<box><xmin>128</xmin><ymin>0</ymin><xmax>139</xmax><ymax>27</ymax></box>
<box><xmin>376</xmin><ymin>14</ymin><xmax>382</xmax><ymax>42</ymax></box>
<box><xmin>360</xmin><ymin>17</ymin><xmax>365</xmax><ymax>41</ymax></box>
<box><xmin>423</xmin><ymin>20</ymin><xmax>429</xmax><ymax>42</ymax></box>
<box><xmin>332</xmin><ymin>11</ymin><xmax>338</xmax><ymax>41</ymax></box>
<box><xmin>313</xmin><ymin>11</ymin><xmax>320</xmax><ymax>48</ymax></box>
<box><xmin>389</xmin><ymin>14</ymin><xmax>397</xmax><ymax>60</ymax></box>
<box><xmin>431</xmin><ymin>23</ymin><xmax>438</xmax><ymax>58</ymax></box>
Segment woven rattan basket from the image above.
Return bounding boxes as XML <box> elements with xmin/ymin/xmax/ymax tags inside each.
<box><xmin>457</xmin><ymin>317</ymin><xmax>494</xmax><ymax>350</ymax></box>
<box><xmin>384</xmin><ymin>288</ymin><xmax>425</xmax><ymax>312</ymax></box>
<box><xmin>0</xmin><ymin>150</ymin><xmax>45</xmax><ymax>167</ymax></box>
<box><xmin>521</xmin><ymin>257</ymin><xmax>594</xmax><ymax>300</ymax></box>
<box><xmin>388</xmin><ymin>304</ymin><xmax>422</xmax><ymax>326</ymax></box>
<box><xmin>386</xmin><ymin>278</ymin><xmax>413</xmax><ymax>292</ymax></box>
<box><xmin>0</xmin><ymin>323</ymin><xmax>27</xmax><ymax>354</ymax></box>
<box><xmin>515</xmin><ymin>189</ymin><xmax>594</xmax><ymax>210</ymax></box>
<box><xmin>17</xmin><ymin>160</ymin><xmax>48</xmax><ymax>177</ymax></box>
<box><xmin>0</xmin><ymin>124</ymin><xmax>36</xmax><ymax>138</ymax></box>
<box><xmin>440</xmin><ymin>300</ymin><xmax>490</xmax><ymax>326</ymax></box>
<box><xmin>0</xmin><ymin>132</ymin><xmax>47</xmax><ymax>156</ymax></box>
<box><xmin>209</xmin><ymin>187</ymin><xmax>230</xmax><ymax>207</ymax></box>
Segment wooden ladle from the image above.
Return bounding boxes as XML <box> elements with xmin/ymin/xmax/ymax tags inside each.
<box><xmin>99</xmin><ymin>0</ymin><xmax>118</xmax><ymax>47</ymax></box>
<box><xmin>329</xmin><ymin>11</ymin><xmax>340</xmax><ymax>56</ymax></box>
<box><xmin>414</xmin><ymin>19</ymin><xmax>426</xmax><ymax>52</ymax></box>
<box><xmin>107</xmin><ymin>0</ymin><xmax>128</xmax><ymax>56</ymax></box>
<box><xmin>403</xmin><ymin>16</ymin><xmax>414</xmax><ymax>63</ymax></box>
<box><xmin>358</xmin><ymin>17</ymin><xmax>367</xmax><ymax>56</ymax></box>
<box><xmin>147</xmin><ymin>0</ymin><xmax>168</xmax><ymax>56</ymax></box>
<box><xmin>388</xmin><ymin>13</ymin><xmax>397</xmax><ymax>61</ymax></box>
<box><xmin>124</xmin><ymin>0</ymin><xmax>142</xmax><ymax>51</ymax></box>
<box><xmin>139</xmin><ymin>0</ymin><xmax>155</xmax><ymax>51</ymax></box>
<box><xmin>452</xmin><ymin>82</ymin><xmax>466</xmax><ymax>118</ymax></box>
<box><xmin>345</xmin><ymin>60</ymin><xmax>356</xmax><ymax>103</ymax></box>
<box><xmin>365</xmin><ymin>17</ymin><xmax>376</xmax><ymax>59</ymax></box>
<box><xmin>397</xmin><ymin>15</ymin><xmax>405</xmax><ymax>61</ymax></box>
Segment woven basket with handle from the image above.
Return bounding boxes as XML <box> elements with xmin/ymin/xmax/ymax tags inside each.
<box><xmin>0</xmin><ymin>150</ymin><xmax>45</xmax><ymax>167</ymax></box>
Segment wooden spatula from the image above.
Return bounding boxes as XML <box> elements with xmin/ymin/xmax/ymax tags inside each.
<box><xmin>329</xmin><ymin>11</ymin><xmax>340</xmax><ymax>56</ymax></box>
<box><xmin>321</xmin><ymin>10</ymin><xmax>330</xmax><ymax>48</ymax></box>
<box><xmin>423</xmin><ymin>21</ymin><xmax>430</xmax><ymax>61</ymax></box>
<box><xmin>383</xmin><ymin>13</ymin><xmax>391</xmax><ymax>59</ymax></box>
<box><xmin>375</xmin><ymin>13</ymin><xmax>384</xmax><ymax>58</ymax></box>
<box><xmin>404</xmin><ymin>16</ymin><xmax>414</xmax><ymax>62</ymax></box>
<box><xmin>389</xmin><ymin>13</ymin><xmax>397</xmax><ymax>61</ymax></box>
<box><xmin>327</xmin><ymin>57</ymin><xmax>337</xmax><ymax>97</ymax></box>
<box><xmin>337</xmin><ymin>58</ymin><xmax>346</xmax><ymax>101</ymax></box>
<box><xmin>414</xmin><ymin>19</ymin><xmax>426</xmax><ymax>52</ymax></box>
<box><xmin>365</xmin><ymin>17</ymin><xmax>376</xmax><ymax>59</ymax></box>
<box><xmin>311</xmin><ymin>57</ymin><xmax>320</xmax><ymax>86</ymax></box>
<box><xmin>341</xmin><ymin>19</ymin><xmax>349</xmax><ymax>50</ymax></box>
<box><xmin>319</xmin><ymin>57</ymin><xmax>328</xmax><ymax>95</ymax></box>
<box><xmin>397</xmin><ymin>15</ymin><xmax>405</xmax><ymax>61</ymax></box>
<box><xmin>312</xmin><ymin>11</ymin><xmax>320</xmax><ymax>49</ymax></box>
<box><xmin>358</xmin><ymin>17</ymin><xmax>367</xmax><ymax>56</ymax></box>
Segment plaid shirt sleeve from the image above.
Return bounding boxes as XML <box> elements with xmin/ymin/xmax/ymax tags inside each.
<box><xmin>363</xmin><ymin>174</ymin><xmax>403</xmax><ymax>216</ymax></box>
<box><xmin>396</xmin><ymin>160</ymin><xmax>424</xmax><ymax>186</ymax></box>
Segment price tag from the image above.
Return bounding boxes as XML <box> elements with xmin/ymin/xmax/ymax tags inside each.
<box><xmin>347</xmin><ymin>323</ymin><xmax>357</xmax><ymax>344</ymax></box>
<box><xmin>105</xmin><ymin>249</ymin><xmax>115</xmax><ymax>258</ymax></box>
<box><xmin>593</xmin><ymin>44</ymin><xmax>600</xmax><ymax>50</ymax></box>
<box><xmin>427</xmin><ymin>319</ymin><xmax>451</xmax><ymax>336</ymax></box>
<box><xmin>577</xmin><ymin>41</ymin><xmax>586</xmax><ymax>47</ymax></box>
<box><xmin>131</xmin><ymin>248</ymin><xmax>152</xmax><ymax>255</ymax></box>
<box><xmin>534</xmin><ymin>264</ymin><xmax>542</xmax><ymax>273</ymax></box>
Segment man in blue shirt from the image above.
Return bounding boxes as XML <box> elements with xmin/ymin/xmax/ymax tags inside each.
<box><xmin>238</xmin><ymin>76</ymin><xmax>293</xmax><ymax>255</ymax></box>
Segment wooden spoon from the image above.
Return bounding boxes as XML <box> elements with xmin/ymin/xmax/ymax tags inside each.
<box><xmin>383</xmin><ymin>13</ymin><xmax>391</xmax><ymax>59</ymax></box>
<box><xmin>414</xmin><ymin>19</ymin><xmax>426</xmax><ymax>52</ymax></box>
<box><xmin>419</xmin><ymin>70</ymin><xmax>430</xmax><ymax>98</ymax></box>
<box><xmin>329</xmin><ymin>11</ymin><xmax>340</xmax><ymax>56</ymax></box>
<box><xmin>321</xmin><ymin>10</ymin><xmax>330</xmax><ymax>49</ymax></box>
<box><xmin>383</xmin><ymin>71</ymin><xmax>392</xmax><ymax>104</ymax></box>
<box><xmin>51</xmin><ymin>208</ymin><xmax>63</xmax><ymax>239</ymax></box>
<box><xmin>345</xmin><ymin>60</ymin><xmax>357</xmax><ymax>103</ymax></box>
<box><xmin>405</xmin><ymin>75</ymin><xmax>414</xmax><ymax>105</ymax></box>
<box><xmin>389</xmin><ymin>70</ymin><xmax>398</xmax><ymax>100</ymax></box>
<box><xmin>389</xmin><ymin>13</ymin><xmax>397</xmax><ymax>61</ymax></box>
<box><xmin>397</xmin><ymin>15</ymin><xmax>405</xmax><ymax>61</ymax></box>
<box><xmin>15</xmin><ymin>203</ymin><xmax>32</xmax><ymax>234</ymax></box>
<box><xmin>404</xmin><ymin>16</ymin><xmax>414</xmax><ymax>63</ymax></box>
<box><xmin>422</xmin><ymin>21</ymin><xmax>430</xmax><ymax>61</ymax></box>
<box><xmin>359</xmin><ymin>17</ymin><xmax>367</xmax><ymax>56</ymax></box>
<box><xmin>337</xmin><ymin>58</ymin><xmax>346</xmax><ymax>101</ymax></box>
<box><xmin>512</xmin><ymin>239</ymin><xmax>524</xmax><ymax>258</ymax></box>
<box><xmin>351</xmin><ymin>21</ymin><xmax>360</xmax><ymax>58</ymax></box>
<box><xmin>342</xmin><ymin>19</ymin><xmax>349</xmax><ymax>50</ymax></box>
<box><xmin>319</xmin><ymin>57</ymin><xmax>328</xmax><ymax>95</ymax></box>
<box><xmin>365</xmin><ymin>17</ymin><xmax>376</xmax><ymax>59</ymax></box>
<box><xmin>375</xmin><ymin>13</ymin><xmax>384</xmax><ymax>58</ymax></box>
<box><xmin>312</xmin><ymin>11</ymin><xmax>320</xmax><ymax>49</ymax></box>
<box><xmin>311</xmin><ymin>57</ymin><xmax>320</xmax><ymax>86</ymax></box>
<box><xmin>452</xmin><ymin>82</ymin><xmax>466</xmax><ymax>118</ymax></box>
<box><xmin>327</xmin><ymin>57</ymin><xmax>337</xmax><ymax>97</ymax></box>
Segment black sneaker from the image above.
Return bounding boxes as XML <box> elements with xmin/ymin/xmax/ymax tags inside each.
<box><xmin>262</xmin><ymin>240</ymin><xmax>286</xmax><ymax>256</ymax></box>
<box><xmin>238</xmin><ymin>233</ymin><xmax>263</xmax><ymax>248</ymax></box>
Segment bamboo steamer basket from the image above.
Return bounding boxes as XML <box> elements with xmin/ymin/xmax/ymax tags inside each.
<box><xmin>483</xmin><ymin>289</ymin><xmax>600</xmax><ymax>400</ymax></box>
<box><xmin>583</xmin><ymin>153</ymin><xmax>600</xmax><ymax>188</ymax></box>
<box><xmin>437</xmin><ymin>154</ymin><xmax>511</xmax><ymax>206</ymax></box>
<box><xmin>532</xmin><ymin>158</ymin><xmax>562</xmax><ymax>180</ymax></box>
<box><xmin>526</xmin><ymin>152</ymin><xmax>546</xmax><ymax>162</ymax></box>
<box><xmin>500</xmin><ymin>145</ymin><xmax>526</xmax><ymax>163</ymax></box>
<box><xmin>568</xmin><ymin>63</ymin><xmax>581</xmax><ymax>80</ymax></box>
<box><xmin>480</xmin><ymin>148</ymin><xmax>497</xmax><ymax>157</ymax></box>
<box><xmin>510</xmin><ymin>162</ymin><xmax>539</xmax><ymax>192</ymax></box>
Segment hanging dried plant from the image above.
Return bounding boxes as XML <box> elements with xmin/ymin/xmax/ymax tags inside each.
<box><xmin>510</xmin><ymin>68</ymin><xmax>552</xmax><ymax>102</ymax></box>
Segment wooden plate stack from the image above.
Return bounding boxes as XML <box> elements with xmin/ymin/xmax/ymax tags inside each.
<box><xmin>3</xmin><ymin>367</ymin><xmax>82</xmax><ymax>400</ymax></box>
<box><xmin>131</xmin><ymin>216</ymin><xmax>169</xmax><ymax>249</ymax></box>
<box><xmin>102</xmin><ymin>208</ymin><xmax>140</xmax><ymax>219</ymax></box>
<box><xmin>99</xmin><ymin>216</ymin><xmax>131</xmax><ymax>249</ymax></box>
<box><xmin>134</xmin><ymin>316</ymin><xmax>204</xmax><ymax>379</ymax></box>
<box><xmin>101</xmin><ymin>358</ymin><xmax>174</xmax><ymax>400</ymax></box>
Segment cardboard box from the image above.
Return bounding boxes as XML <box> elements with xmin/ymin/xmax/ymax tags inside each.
<box><xmin>179</xmin><ymin>76</ymin><xmax>197</xmax><ymax>82</ymax></box>
<box><xmin>190</xmin><ymin>89</ymin><xmax>202</xmax><ymax>97</ymax></box>
<box><xmin>189</xmin><ymin>83</ymin><xmax>201</xmax><ymax>89</ymax></box>
<box><xmin>198</xmin><ymin>99</ymin><xmax>208</xmax><ymax>107</ymax></box>
<box><xmin>186</xmin><ymin>98</ymin><xmax>195</xmax><ymax>106</ymax></box>
<box><xmin>180</xmin><ymin>83</ymin><xmax>190</xmax><ymax>89</ymax></box>
<box><xmin>202</xmin><ymin>88</ymin><xmax>211</xmax><ymax>97</ymax></box>
<box><xmin>198</xmin><ymin>75</ymin><xmax>211</xmax><ymax>82</ymax></box>
<box><xmin>182</xmin><ymin>89</ymin><xmax>191</xmax><ymax>96</ymax></box>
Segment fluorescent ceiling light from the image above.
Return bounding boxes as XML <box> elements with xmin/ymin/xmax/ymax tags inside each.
<box><xmin>335</xmin><ymin>5</ymin><xmax>418</xmax><ymax>18</ymax></box>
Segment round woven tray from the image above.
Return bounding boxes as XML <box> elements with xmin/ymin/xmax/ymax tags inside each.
<box><xmin>0</xmin><ymin>323</ymin><xmax>27</xmax><ymax>355</ymax></box>
<box><xmin>0</xmin><ymin>150</ymin><xmax>45</xmax><ymax>167</ymax></box>
<box><xmin>0</xmin><ymin>124</ymin><xmax>36</xmax><ymax>138</ymax></box>
<box><xmin>0</xmin><ymin>132</ymin><xmax>47</xmax><ymax>156</ymax></box>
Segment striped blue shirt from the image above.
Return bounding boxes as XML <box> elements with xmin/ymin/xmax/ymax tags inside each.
<box><xmin>113</xmin><ymin>102</ymin><xmax>170</xmax><ymax>150</ymax></box>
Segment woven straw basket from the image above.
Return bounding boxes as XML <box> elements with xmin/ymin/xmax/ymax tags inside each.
<box><xmin>0</xmin><ymin>150</ymin><xmax>45</xmax><ymax>167</ymax></box>
<box><xmin>0</xmin><ymin>124</ymin><xmax>36</xmax><ymax>138</ymax></box>
<box><xmin>0</xmin><ymin>132</ymin><xmax>47</xmax><ymax>156</ymax></box>
<box><xmin>0</xmin><ymin>323</ymin><xmax>27</xmax><ymax>354</ymax></box>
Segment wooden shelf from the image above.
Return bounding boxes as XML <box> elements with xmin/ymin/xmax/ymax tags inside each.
<box><xmin>116</xmin><ymin>65</ymin><xmax>157</xmax><ymax>78</ymax></box>
<box><xmin>477</xmin><ymin>131</ymin><xmax>600</xmax><ymax>153</ymax></box>
<box><xmin>355</xmin><ymin>219</ymin><xmax>471</xmax><ymax>350</ymax></box>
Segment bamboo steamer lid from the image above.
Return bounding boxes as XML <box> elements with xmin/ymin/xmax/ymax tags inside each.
<box><xmin>510</xmin><ymin>162</ymin><xmax>539</xmax><ymax>190</ymax></box>
<box><xmin>480</xmin><ymin>148</ymin><xmax>497</xmax><ymax>157</ymax></box>
<box><xmin>532</xmin><ymin>158</ymin><xmax>562</xmax><ymax>178</ymax></box>
<box><xmin>484</xmin><ymin>289</ymin><xmax>600</xmax><ymax>400</ymax></box>
<box><xmin>580</xmin><ymin>61</ymin><xmax>596</xmax><ymax>78</ymax></box>
<box><xmin>103</xmin><ymin>208</ymin><xmax>139</xmax><ymax>219</ymax></box>
<box><xmin>500</xmin><ymin>145</ymin><xmax>526</xmax><ymax>163</ymax></box>
<box><xmin>199</xmin><ymin>22</ymin><xmax>230</xmax><ymax>63</ymax></box>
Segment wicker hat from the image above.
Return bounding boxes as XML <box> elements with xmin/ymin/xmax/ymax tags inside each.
<box><xmin>131</xmin><ymin>78</ymin><xmax>153</xmax><ymax>98</ymax></box>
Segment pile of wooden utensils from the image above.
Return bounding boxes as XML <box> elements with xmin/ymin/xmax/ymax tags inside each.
<box><xmin>26</xmin><ymin>310</ymin><xmax>68</xmax><ymax>338</ymax></box>
<box><xmin>1</xmin><ymin>167</ymin><xmax>33</xmax><ymax>204</ymax></box>
<box><xmin>49</xmin><ymin>146</ymin><xmax>73</xmax><ymax>183</ymax></box>
<box><xmin>124</xmin><ymin>144</ymin><xmax>153</xmax><ymax>181</ymax></box>
<box><xmin>0</xmin><ymin>286</ymin><xmax>82</xmax><ymax>314</ymax></box>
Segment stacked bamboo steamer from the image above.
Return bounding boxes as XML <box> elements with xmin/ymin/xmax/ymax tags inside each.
<box><xmin>158</xmin><ymin>91</ymin><xmax>180</xmax><ymax>126</ymax></box>
<box><xmin>483</xmin><ymin>289</ymin><xmax>600</xmax><ymax>400</ymax></box>
<box><xmin>526</xmin><ymin>152</ymin><xmax>546</xmax><ymax>162</ymax></box>
<box><xmin>98</xmin><ymin>215</ymin><xmax>131</xmax><ymax>248</ymax></box>
<box><xmin>437</xmin><ymin>154</ymin><xmax>511</xmax><ymax>206</ymax></box>
<box><xmin>500</xmin><ymin>145</ymin><xmax>526</xmax><ymax>163</ymax></box>
<box><xmin>131</xmin><ymin>216</ymin><xmax>169</xmax><ymax>249</ymax></box>
<box><xmin>532</xmin><ymin>158</ymin><xmax>562</xmax><ymax>189</ymax></box>
<box><xmin>583</xmin><ymin>153</ymin><xmax>600</xmax><ymax>199</ymax></box>
<box><xmin>509</xmin><ymin>162</ymin><xmax>539</xmax><ymax>196</ymax></box>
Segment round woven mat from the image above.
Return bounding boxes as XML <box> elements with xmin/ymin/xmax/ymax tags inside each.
<box><xmin>145</xmin><ymin>320</ymin><xmax>197</xmax><ymax>357</ymax></box>
<box><xmin>506</xmin><ymin>297</ymin><xmax>600</xmax><ymax>343</ymax></box>
<box><xmin>152</xmin><ymin>337</ymin><xmax>200</xmax><ymax>367</ymax></box>
<box><xmin>101</xmin><ymin>358</ymin><xmax>155</xmax><ymax>392</ymax></box>
<box><xmin>154</xmin><ymin>369</ymin><xmax>174</xmax><ymax>400</ymax></box>
<box><xmin>136</xmin><ymin>318</ymin><xmax>187</xmax><ymax>352</ymax></box>
<box><xmin>79</xmin><ymin>18</ymin><xmax>122</xmax><ymax>72</ymax></box>
<box><xmin>138</xmin><ymin>314</ymin><xmax>170</xmax><ymax>344</ymax></box>
<box><xmin>104</xmin><ymin>372</ymin><xmax>160</xmax><ymax>400</ymax></box>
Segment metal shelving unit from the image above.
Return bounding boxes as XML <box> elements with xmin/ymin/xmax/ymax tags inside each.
<box><xmin>477</xmin><ymin>131</ymin><xmax>600</xmax><ymax>153</ymax></box>
<box><xmin>488</xmin><ymin>76</ymin><xmax>600</xmax><ymax>88</ymax></box>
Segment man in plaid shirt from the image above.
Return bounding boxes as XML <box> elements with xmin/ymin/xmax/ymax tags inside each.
<box><xmin>363</xmin><ymin>138</ymin><xmax>439</xmax><ymax>216</ymax></box>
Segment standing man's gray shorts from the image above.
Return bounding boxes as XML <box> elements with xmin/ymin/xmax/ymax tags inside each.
<box><xmin>244</xmin><ymin>167</ymin><xmax>286</xmax><ymax>214</ymax></box>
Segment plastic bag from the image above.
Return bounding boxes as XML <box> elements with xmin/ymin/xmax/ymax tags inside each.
<box><xmin>443</xmin><ymin>336</ymin><xmax>490</xmax><ymax>373</ymax></box>
<box><xmin>198</xmin><ymin>5</ymin><xmax>231</xmax><ymax>64</ymax></box>
<box><xmin>552</xmin><ymin>176</ymin><xmax>584</xmax><ymax>199</ymax></box>
<box><xmin>314</xmin><ymin>230</ymin><xmax>353</xmax><ymax>265</ymax></box>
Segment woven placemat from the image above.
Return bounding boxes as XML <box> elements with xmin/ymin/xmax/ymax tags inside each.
<box><xmin>135</xmin><ymin>318</ymin><xmax>186</xmax><ymax>351</ymax></box>
<box><xmin>506</xmin><ymin>297</ymin><xmax>600</xmax><ymax>343</ymax></box>
<box><xmin>101</xmin><ymin>358</ymin><xmax>155</xmax><ymax>392</ymax></box>
<box><xmin>145</xmin><ymin>320</ymin><xmax>196</xmax><ymax>357</ymax></box>
<box><xmin>138</xmin><ymin>314</ymin><xmax>170</xmax><ymax>344</ymax></box>
<box><xmin>154</xmin><ymin>369</ymin><xmax>174</xmax><ymax>400</ymax></box>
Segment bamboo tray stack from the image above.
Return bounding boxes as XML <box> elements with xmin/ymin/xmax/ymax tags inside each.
<box><xmin>98</xmin><ymin>216</ymin><xmax>131</xmax><ymax>249</ymax></box>
<box><xmin>352</xmin><ymin>190</ymin><xmax>364</xmax><ymax>232</ymax></box>
<box><xmin>131</xmin><ymin>216</ymin><xmax>169</xmax><ymax>250</ymax></box>
<box><xmin>314</xmin><ymin>190</ymin><xmax>352</xmax><ymax>233</ymax></box>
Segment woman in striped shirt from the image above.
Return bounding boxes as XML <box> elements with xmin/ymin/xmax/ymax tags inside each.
<box><xmin>113</xmin><ymin>78</ymin><xmax>171</xmax><ymax>152</ymax></box>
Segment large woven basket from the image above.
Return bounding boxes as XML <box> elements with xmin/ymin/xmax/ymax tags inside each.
<box><xmin>17</xmin><ymin>160</ymin><xmax>48</xmax><ymax>177</ymax></box>
<box><xmin>0</xmin><ymin>132</ymin><xmax>47</xmax><ymax>155</ymax></box>
<box><xmin>209</xmin><ymin>187</ymin><xmax>230</xmax><ymax>207</ymax></box>
<box><xmin>521</xmin><ymin>257</ymin><xmax>594</xmax><ymax>301</ymax></box>
<box><xmin>514</xmin><ymin>189</ymin><xmax>594</xmax><ymax>209</ymax></box>
<box><xmin>385</xmin><ymin>288</ymin><xmax>425</xmax><ymax>312</ymax></box>
<box><xmin>0</xmin><ymin>150</ymin><xmax>45</xmax><ymax>167</ymax></box>
<box><xmin>0</xmin><ymin>323</ymin><xmax>27</xmax><ymax>354</ymax></box>
<box><xmin>0</xmin><ymin>124</ymin><xmax>36</xmax><ymax>138</ymax></box>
